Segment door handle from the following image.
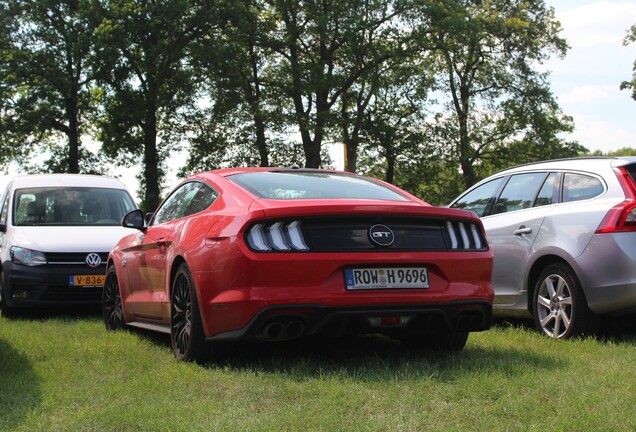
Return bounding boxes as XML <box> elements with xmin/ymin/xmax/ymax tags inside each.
<box><xmin>514</xmin><ymin>226</ymin><xmax>532</xmax><ymax>236</ymax></box>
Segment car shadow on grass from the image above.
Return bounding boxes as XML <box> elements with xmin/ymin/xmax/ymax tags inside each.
<box><xmin>0</xmin><ymin>338</ymin><xmax>42</xmax><ymax>430</ymax></box>
<box><xmin>1</xmin><ymin>305</ymin><xmax>102</xmax><ymax>321</ymax></box>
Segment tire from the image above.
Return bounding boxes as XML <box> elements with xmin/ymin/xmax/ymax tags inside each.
<box><xmin>402</xmin><ymin>329</ymin><xmax>469</xmax><ymax>352</ymax></box>
<box><xmin>533</xmin><ymin>263</ymin><xmax>598</xmax><ymax>339</ymax></box>
<box><xmin>103</xmin><ymin>266</ymin><xmax>126</xmax><ymax>331</ymax></box>
<box><xmin>170</xmin><ymin>263</ymin><xmax>210</xmax><ymax>363</ymax></box>
<box><xmin>0</xmin><ymin>271</ymin><xmax>16</xmax><ymax>319</ymax></box>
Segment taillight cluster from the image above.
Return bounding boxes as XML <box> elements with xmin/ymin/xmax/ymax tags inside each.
<box><xmin>246</xmin><ymin>221</ymin><xmax>309</xmax><ymax>251</ymax></box>
<box><xmin>596</xmin><ymin>166</ymin><xmax>636</xmax><ymax>234</ymax></box>
<box><xmin>446</xmin><ymin>221</ymin><xmax>486</xmax><ymax>250</ymax></box>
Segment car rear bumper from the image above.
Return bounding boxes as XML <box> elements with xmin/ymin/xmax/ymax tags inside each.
<box><xmin>191</xmin><ymin>247</ymin><xmax>494</xmax><ymax>339</ymax></box>
<box><xmin>1</xmin><ymin>261</ymin><xmax>106</xmax><ymax>308</ymax></box>
<box><xmin>575</xmin><ymin>232</ymin><xmax>636</xmax><ymax>315</ymax></box>
<box><xmin>206</xmin><ymin>300</ymin><xmax>493</xmax><ymax>341</ymax></box>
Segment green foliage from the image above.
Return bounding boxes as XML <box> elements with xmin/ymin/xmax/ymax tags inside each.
<box><xmin>1</xmin><ymin>0</ymin><xmax>586</xmax><ymax>204</ymax></box>
<box><xmin>621</xmin><ymin>24</ymin><xmax>636</xmax><ymax>101</ymax></box>
<box><xmin>414</xmin><ymin>0</ymin><xmax>576</xmax><ymax>191</ymax></box>
<box><xmin>92</xmin><ymin>0</ymin><xmax>221</xmax><ymax>210</ymax></box>
<box><xmin>0</xmin><ymin>0</ymin><xmax>99</xmax><ymax>173</ymax></box>
<box><xmin>588</xmin><ymin>147</ymin><xmax>636</xmax><ymax>157</ymax></box>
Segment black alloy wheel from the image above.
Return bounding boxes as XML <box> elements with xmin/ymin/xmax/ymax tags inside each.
<box><xmin>103</xmin><ymin>266</ymin><xmax>125</xmax><ymax>331</ymax></box>
<box><xmin>170</xmin><ymin>263</ymin><xmax>210</xmax><ymax>363</ymax></box>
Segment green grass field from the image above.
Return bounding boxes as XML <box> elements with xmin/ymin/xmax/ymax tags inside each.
<box><xmin>1</xmin><ymin>313</ymin><xmax>635</xmax><ymax>431</ymax></box>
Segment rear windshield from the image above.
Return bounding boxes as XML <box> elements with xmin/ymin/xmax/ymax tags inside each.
<box><xmin>13</xmin><ymin>187</ymin><xmax>136</xmax><ymax>226</ymax></box>
<box><xmin>228</xmin><ymin>171</ymin><xmax>409</xmax><ymax>201</ymax></box>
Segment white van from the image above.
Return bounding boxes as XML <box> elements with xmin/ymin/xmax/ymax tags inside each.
<box><xmin>0</xmin><ymin>174</ymin><xmax>137</xmax><ymax>316</ymax></box>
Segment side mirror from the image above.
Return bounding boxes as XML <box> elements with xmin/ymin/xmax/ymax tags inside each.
<box><xmin>0</xmin><ymin>223</ymin><xmax>5</xmax><ymax>233</ymax></box>
<box><xmin>121</xmin><ymin>209</ymin><xmax>146</xmax><ymax>232</ymax></box>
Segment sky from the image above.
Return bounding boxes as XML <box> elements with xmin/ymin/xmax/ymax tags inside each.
<box><xmin>544</xmin><ymin>0</ymin><xmax>636</xmax><ymax>153</ymax></box>
<box><xmin>2</xmin><ymin>0</ymin><xmax>636</xmax><ymax>201</ymax></box>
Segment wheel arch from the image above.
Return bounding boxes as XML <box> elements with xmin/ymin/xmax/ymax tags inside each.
<box><xmin>169</xmin><ymin>256</ymin><xmax>187</xmax><ymax>285</ymax></box>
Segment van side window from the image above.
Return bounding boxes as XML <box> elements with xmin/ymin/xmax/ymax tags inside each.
<box><xmin>562</xmin><ymin>173</ymin><xmax>604</xmax><ymax>202</ymax></box>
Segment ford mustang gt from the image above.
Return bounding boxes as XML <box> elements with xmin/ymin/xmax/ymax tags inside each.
<box><xmin>103</xmin><ymin>168</ymin><xmax>494</xmax><ymax>361</ymax></box>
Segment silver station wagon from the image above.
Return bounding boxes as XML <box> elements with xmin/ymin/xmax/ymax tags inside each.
<box><xmin>450</xmin><ymin>157</ymin><xmax>636</xmax><ymax>339</ymax></box>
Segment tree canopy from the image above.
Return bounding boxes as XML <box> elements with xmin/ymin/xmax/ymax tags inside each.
<box><xmin>0</xmin><ymin>0</ymin><xmax>587</xmax><ymax>208</ymax></box>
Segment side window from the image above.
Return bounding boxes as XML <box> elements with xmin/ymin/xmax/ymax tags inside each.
<box><xmin>184</xmin><ymin>184</ymin><xmax>218</xmax><ymax>216</ymax></box>
<box><xmin>562</xmin><ymin>173</ymin><xmax>604</xmax><ymax>202</ymax></box>
<box><xmin>533</xmin><ymin>173</ymin><xmax>558</xmax><ymax>207</ymax></box>
<box><xmin>451</xmin><ymin>178</ymin><xmax>503</xmax><ymax>217</ymax></box>
<box><xmin>493</xmin><ymin>172</ymin><xmax>547</xmax><ymax>214</ymax></box>
<box><xmin>153</xmin><ymin>182</ymin><xmax>217</xmax><ymax>225</ymax></box>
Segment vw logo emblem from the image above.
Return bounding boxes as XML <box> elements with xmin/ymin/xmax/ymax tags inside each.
<box><xmin>368</xmin><ymin>224</ymin><xmax>395</xmax><ymax>247</ymax></box>
<box><xmin>85</xmin><ymin>253</ymin><xmax>102</xmax><ymax>268</ymax></box>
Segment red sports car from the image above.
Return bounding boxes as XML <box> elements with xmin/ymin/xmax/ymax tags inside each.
<box><xmin>103</xmin><ymin>168</ymin><xmax>493</xmax><ymax>361</ymax></box>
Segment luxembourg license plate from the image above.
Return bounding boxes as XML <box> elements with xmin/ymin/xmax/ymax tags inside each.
<box><xmin>344</xmin><ymin>267</ymin><xmax>429</xmax><ymax>290</ymax></box>
<box><xmin>69</xmin><ymin>275</ymin><xmax>106</xmax><ymax>287</ymax></box>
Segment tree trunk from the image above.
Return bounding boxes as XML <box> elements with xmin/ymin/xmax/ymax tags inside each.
<box><xmin>143</xmin><ymin>109</ymin><xmax>160</xmax><ymax>212</ymax></box>
<box><xmin>246</xmin><ymin>42</ymin><xmax>268</xmax><ymax>167</ymax></box>
<box><xmin>67</xmin><ymin>97</ymin><xmax>80</xmax><ymax>174</ymax></box>
<box><xmin>345</xmin><ymin>140</ymin><xmax>358</xmax><ymax>173</ymax></box>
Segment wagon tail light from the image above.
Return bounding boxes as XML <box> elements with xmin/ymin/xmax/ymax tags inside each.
<box><xmin>246</xmin><ymin>221</ymin><xmax>309</xmax><ymax>251</ymax></box>
<box><xmin>596</xmin><ymin>166</ymin><xmax>636</xmax><ymax>234</ymax></box>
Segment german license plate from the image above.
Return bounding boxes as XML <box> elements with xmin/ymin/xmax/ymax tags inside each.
<box><xmin>344</xmin><ymin>267</ymin><xmax>429</xmax><ymax>290</ymax></box>
<box><xmin>69</xmin><ymin>275</ymin><xmax>106</xmax><ymax>287</ymax></box>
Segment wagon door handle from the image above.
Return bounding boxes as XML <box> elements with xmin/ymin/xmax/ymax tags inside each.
<box><xmin>514</xmin><ymin>226</ymin><xmax>532</xmax><ymax>236</ymax></box>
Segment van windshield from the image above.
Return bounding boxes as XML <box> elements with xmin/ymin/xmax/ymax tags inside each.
<box><xmin>13</xmin><ymin>187</ymin><xmax>136</xmax><ymax>226</ymax></box>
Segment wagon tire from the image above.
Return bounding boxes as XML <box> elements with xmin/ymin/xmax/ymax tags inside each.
<box><xmin>533</xmin><ymin>263</ymin><xmax>598</xmax><ymax>339</ymax></box>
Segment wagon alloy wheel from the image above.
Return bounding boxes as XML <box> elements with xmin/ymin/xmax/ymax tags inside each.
<box><xmin>536</xmin><ymin>273</ymin><xmax>572</xmax><ymax>338</ymax></box>
<box><xmin>533</xmin><ymin>263</ymin><xmax>598</xmax><ymax>339</ymax></box>
<box><xmin>170</xmin><ymin>263</ymin><xmax>210</xmax><ymax>363</ymax></box>
<box><xmin>103</xmin><ymin>266</ymin><xmax>125</xmax><ymax>331</ymax></box>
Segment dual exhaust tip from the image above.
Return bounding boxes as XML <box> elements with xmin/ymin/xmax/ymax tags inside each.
<box><xmin>261</xmin><ymin>319</ymin><xmax>305</xmax><ymax>341</ymax></box>
<box><xmin>455</xmin><ymin>311</ymin><xmax>488</xmax><ymax>332</ymax></box>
